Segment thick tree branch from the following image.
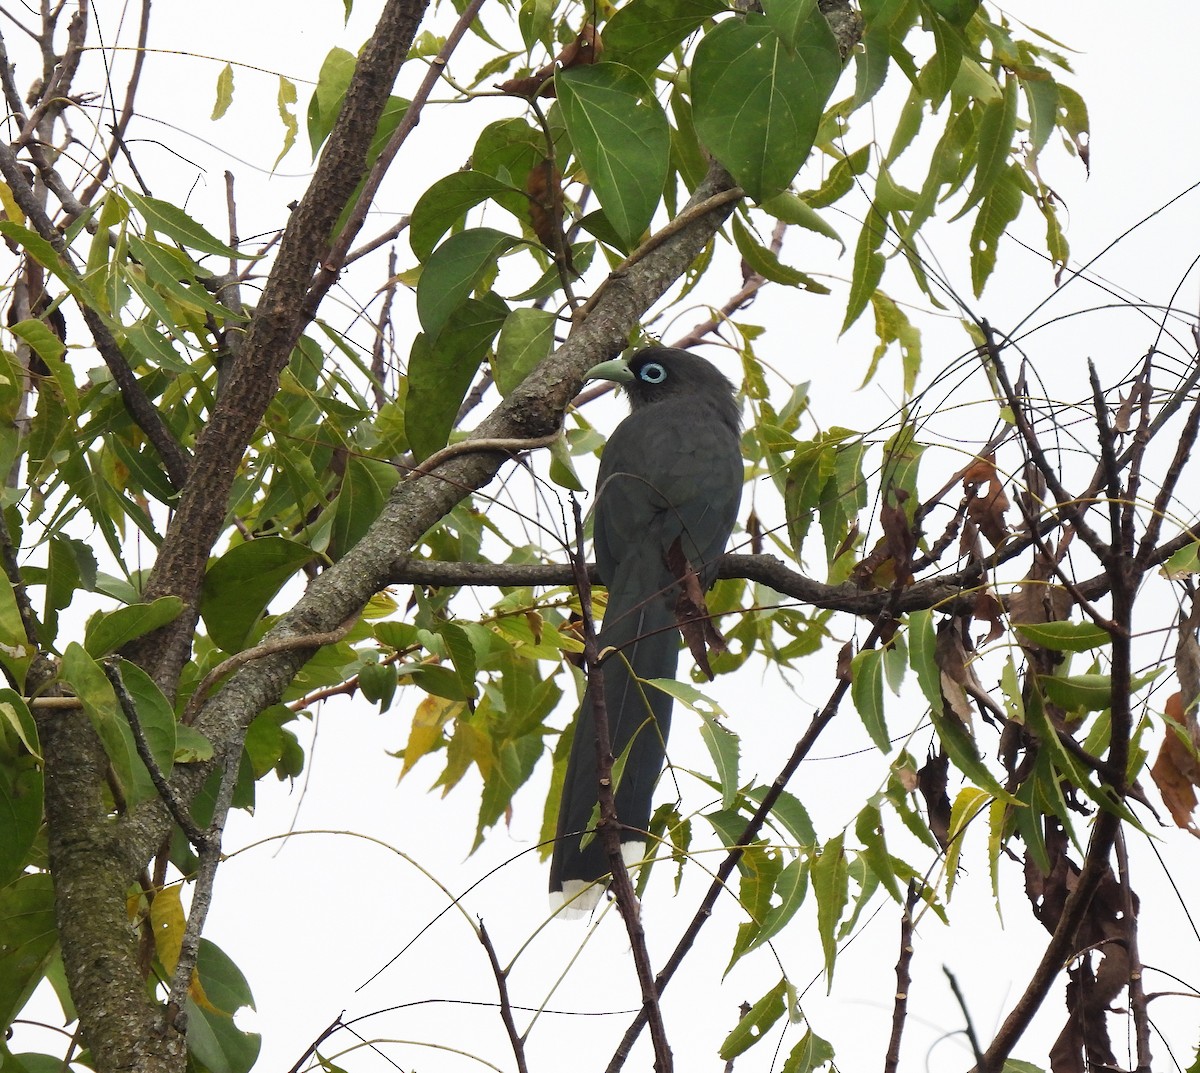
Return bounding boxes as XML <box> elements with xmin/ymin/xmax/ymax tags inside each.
<box><xmin>130</xmin><ymin>0</ymin><xmax>432</xmax><ymax>690</ymax></box>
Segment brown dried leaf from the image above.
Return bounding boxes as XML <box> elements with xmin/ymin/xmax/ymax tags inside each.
<box><xmin>917</xmin><ymin>749</ymin><xmax>951</xmax><ymax>849</ymax></box>
<box><xmin>962</xmin><ymin>452</ymin><xmax>1010</xmax><ymax>549</ymax></box>
<box><xmin>667</xmin><ymin>538</ymin><xmax>724</xmax><ymax>680</ymax></box>
<box><xmin>496</xmin><ymin>23</ymin><xmax>600</xmax><ymax>98</ymax></box>
<box><xmin>935</xmin><ymin>618</ymin><xmax>979</xmax><ymax>727</ymax></box>
<box><xmin>1150</xmin><ymin>692</ymin><xmax>1200</xmax><ymax>836</ymax></box>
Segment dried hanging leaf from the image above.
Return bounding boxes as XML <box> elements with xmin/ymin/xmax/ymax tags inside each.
<box><xmin>497</xmin><ymin>23</ymin><xmax>601</xmax><ymax>98</ymax></box>
<box><xmin>962</xmin><ymin>452</ymin><xmax>1010</xmax><ymax>549</ymax></box>
<box><xmin>935</xmin><ymin>617</ymin><xmax>982</xmax><ymax>726</ymax></box>
<box><xmin>1150</xmin><ymin>692</ymin><xmax>1200</xmax><ymax>837</ymax></box>
<box><xmin>917</xmin><ymin>749</ymin><xmax>951</xmax><ymax>849</ymax></box>
<box><xmin>667</xmin><ymin>538</ymin><xmax>725</xmax><ymax>680</ymax></box>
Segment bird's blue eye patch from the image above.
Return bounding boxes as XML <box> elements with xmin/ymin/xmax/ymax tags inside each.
<box><xmin>639</xmin><ymin>362</ymin><xmax>667</xmax><ymax>384</ymax></box>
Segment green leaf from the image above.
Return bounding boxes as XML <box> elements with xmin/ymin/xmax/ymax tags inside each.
<box><xmin>953</xmin><ymin>73</ymin><xmax>1019</xmax><ymax>221</ymax></box>
<box><xmin>762</xmin><ymin>0</ymin><xmax>818</xmax><ymax>52</ymax></box>
<box><xmin>438</xmin><ymin>621</ymin><xmax>479</xmax><ymax>700</ymax></box>
<box><xmin>945</xmin><ymin>785</ymin><xmax>989</xmax><ymax>900</ymax></box>
<box><xmin>1015</xmin><ymin>620</ymin><xmax>1111</xmax><ymax>652</ymax></box>
<box><xmin>114</xmin><ymin>660</ymin><xmax>176</xmax><ymax>781</ymax></box>
<box><xmin>781</xmin><ymin>1026</ymin><xmax>836</xmax><ymax>1073</ymax></box>
<box><xmin>928</xmin><ymin>0</ymin><xmax>979</xmax><ymax>26</ymax></box>
<box><xmin>0</xmin><ymin>576</ymin><xmax>34</xmax><ymax>688</ymax></box>
<box><xmin>415</xmin><ymin>228</ymin><xmax>520</xmax><ymax>337</ymax></box>
<box><xmin>175</xmin><ymin>724</ymin><xmax>214</xmax><ymax>764</ymax></box>
<box><xmin>405</xmin><ymin>293</ymin><xmax>509</xmax><ymax>460</ymax></box>
<box><xmin>410</xmin><ymin>171</ymin><xmax>515</xmax><ymax>262</ymax></box>
<box><xmin>812</xmin><ymin>832</ymin><xmax>848</xmax><ymax>988</ymax></box>
<box><xmin>0</xmin><ymin>873</ymin><xmax>56</xmax><ymax>1028</ymax></box>
<box><xmin>200</xmin><ymin>538</ymin><xmax>317</xmax><ymax>653</ymax></box>
<box><xmin>841</xmin><ymin>203</ymin><xmax>887</xmax><ymax>333</ymax></box>
<box><xmin>604</xmin><ymin>0</ymin><xmax>725</xmax><ymax>74</ymax></box>
<box><xmin>746</xmin><ymin>785</ymin><xmax>816</xmax><ymax>847</ymax></box>
<box><xmin>186</xmin><ymin>939</ymin><xmax>261</xmax><ymax>1073</ymax></box>
<box><xmin>275</xmin><ymin>76</ymin><xmax>299</xmax><ymax>169</ymax></box>
<box><xmin>969</xmin><ymin>164</ymin><xmax>1023</xmax><ymax>296</ymax></box>
<box><xmin>83</xmin><ymin>596</ymin><xmax>184</xmax><ymax>657</ymax></box>
<box><xmin>692</xmin><ymin>14</ymin><xmax>841</xmax><ymax>202</ymax></box>
<box><xmin>908</xmin><ymin>609</ymin><xmax>940</xmax><ymax>710</ymax></box>
<box><xmin>556</xmin><ymin>63</ymin><xmax>670</xmax><ymax>248</ymax></box>
<box><xmin>307</xmin><ymin>47</ymin><xmax>356</xmax><ymax>157</ymax></box>
<box><xmin>850</xmin><ymin>648</ymin><xmax>890</xmax><ymax>751</ymax></box>
<box><xmin>646</xmin><ymin>678</ymin><xmax>726</xmax><ymax>717</ymax></box>
<box><xmin>1162</xmin><ymin>541</ymin><xmax>1200</xmax><ymax>579</ymax></box>
<box><xmin>732</xmin><ymin>215</ymin><xmax>829</xmax><ymax>291</ymax></box>
<box><xmin>699</xmin><ymin>713</ymin><xmax>740</xmax><ymax>809</ymax></box>
<box><xmin>124</xmin><ymin>189</ymin><xmax>245</xmax><ymax>259</ymax></box>
<box><xmin>719</xmin><ymin>978</ymin><xmax>787</xmax><ymax>1059</ymax></box>
<box><xmin>331</xmin><ymin>457</ymin><xmax>399</xmax><ymax>557</ymax></box>
<box><xmin>492</xmin><ymin>306</ymin><xmax>555</xmax><ymax>395</ymax></box>
<box><xmin>125</xmin><ymin>236</ymin><xmax>236</xmax><ymax>320</ymax></box>
<box><xmin>211</xmin><ymin>62</ymin><xmax>234</xmax><ymax>120</ymax></box>
<box><xmin>0</xmin><ymin>743</ymin><xmax>40</xmax><ymax>886</ymax></box>
<box><xmin>61</xmin><ymin>642</ymin><xmax>155</xmax><ymax>805</ymax></box>
<box><xmin>758</xmin><ymin>191</ymin><xmax>844</xmax><ymax>249</ymax></box>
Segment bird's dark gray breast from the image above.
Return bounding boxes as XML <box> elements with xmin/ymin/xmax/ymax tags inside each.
<box><xmin>593</xmin><ymin>393</ymin><xmax>742</xmax><ymax>592</ymax></box>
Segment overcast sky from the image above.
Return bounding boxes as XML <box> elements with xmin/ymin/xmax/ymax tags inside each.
<box><xmin>13</xmin><ymin>2</ymin><xmax>1200</xmax><ymax>1071</ymax></box>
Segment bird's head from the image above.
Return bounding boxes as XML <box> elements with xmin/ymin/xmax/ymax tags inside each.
<box><xmin>585</xmin><ymin>347</ymin><xmax>738</xmax><ymax>411</ymax></box>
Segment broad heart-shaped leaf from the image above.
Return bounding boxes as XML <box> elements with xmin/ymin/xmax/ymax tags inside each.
<box><xmin>692</xmin><ymin>14</ymin><xmax>841</xmax><ymax>202</ymax></box>
<box><xmin>555</xmin><ymin>63</ymin><xmax>670</xmax><ymax>248</ymax></box>
<box><xmin>0</xmin><ymin>873</ymin><xmax>56</xmax><ymax>1028</ymax></box>
<box><xmin>415</xmin><ymin>228</ymin><xmax>520</xmax><ymax>337</ymax></box>
<box><xmin>185</xmin><ymin>939</ymin><xmax>261</xmax><ymax>1073</ymax></box>
<box><xmin>199</xmin><ymin>537</ymin><xmax>317</xmax><ymax>653</ymax></box>
<box><xmin>409</xmin><ymin>171</ymin><xmax>516</xmax><ymax>261</ymax></box>
<box><xmin>405</xmin><ymin>293</ymin><xmax>509</xmax><ymax>461</ymax></box>
<box><xmin>492</xmin><ymin>307</ymin><xmax>555</xmax><ymax>395</ymax></box>
<box><xmin>83</xmin><ymin>595</ymin><xmax>184</xmax><ymax>657</ymax></box>
<box><xmin>330</xmin><ymin>457</ymin><xmax>399</xmax><ymax>557</ymax></box>
<box><xmin>114</xmin><ymin>660</ymin><xmax>176</xmax><ymax>781</ymax></box>
<box><xmin>603</xmin><ymin>0</ymin><xmax>726</xmax><ymax>75</ymax></box>
<box><xmin>0</xmin><ymin>751</ymin><xmax>40</xmax><ymax>887</ymax></box>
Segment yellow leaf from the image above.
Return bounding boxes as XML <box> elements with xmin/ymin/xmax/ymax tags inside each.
<box><xmin>401</xmin><ymin>696</ymin><xmax>462</xmax><ymax>777</ymax></box>
<box><xmin>150</xmin><ymin>885</ymin><xmax>186</xmax><ymax>974</ymax></box>
<box><xmin>0</xmin><ymin>181</ymin><xmax>26</xmax><ymax>226</ymax></box>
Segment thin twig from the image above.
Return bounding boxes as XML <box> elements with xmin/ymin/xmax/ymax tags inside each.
<box><xmin>405</xmin><ymin>431</ymin><xmax>561</xmax><ymax>481</ymax></box>
<box><xmin>1114</xmin><ymin>828</ymin><xmax>1151</xmax><ymax>1073</ymax></box>
<box><xmin>943</xmin><ymin>968</ymin><xmax>986</xmax><ymax>1069</ymax></box>
<box><xmin>182</xmin><ymin>618</ymin><xmax>357</xmax><ymax>725</ymax></box>
<box><xmin>980</xmin><ymin>321</ymin><xmax>1108</xmax><ymax>561</ymax></box>
<box><xmin>101</xmin><ymin>659</ymin><xmax>208</xmax><ymax>849</ymax></box>
<box><xmin>305</xmin><ymin>0</ymin><xmax>488</xmax><ymax>307</ymax></box>
<box><xmin>74</xmin><ymin>0</ymin><xmax>151</xmax><ymax>213</ymax></box>
<box><xmin>370</xmin><ymin>247</ymin><xmax>398</xmax><ymax>411</ymax></box>
<box><xmin>575</xmin><ymin>188</ymin><xmax>745</xmax><ymax>323</ymax></box>
<box><xmin>478</xmin><ymin>921</ymin><xmax>530</xmax><ymax>1073</ymax></box>
<box><xmin>570</xmin><ymin>496</ymin><xmax>673</xmax><ymax>1073</ymax></box>
<box><xmin>883</xmin><ymin>883</ymin><xmax>919</xmax><ymax>1073</ymax></box>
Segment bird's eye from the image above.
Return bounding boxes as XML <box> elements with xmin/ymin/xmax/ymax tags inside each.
<box><xmin>639</xmin><ymin>362</ymin><xmax>667</xmax><ymax>384</ymax></box>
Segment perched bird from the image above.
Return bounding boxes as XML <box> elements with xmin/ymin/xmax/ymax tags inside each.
<box><xmin>549</xmin><ymin>347</ymin><xmax>742</xmax><ymax>915</ymax></box>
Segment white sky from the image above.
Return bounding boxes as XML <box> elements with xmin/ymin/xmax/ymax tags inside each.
<box><xmin>11</xmin><ymin>1</ymin><xmax>1200</xmax><ymax>1071</ymax></box>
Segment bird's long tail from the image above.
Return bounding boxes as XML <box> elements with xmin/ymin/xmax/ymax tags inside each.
<box><xmin>549</xmin><ymin>581</ymin><xmax>679</xmax><ymax>914</ymax></box>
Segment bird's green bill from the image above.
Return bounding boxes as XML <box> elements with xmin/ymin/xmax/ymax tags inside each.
<box><xmin>584</xmin><ymin>356</ymin><xmax>635</xmax><ymax>384</ymax></box>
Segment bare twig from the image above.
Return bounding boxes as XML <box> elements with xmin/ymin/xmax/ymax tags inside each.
<box><xmin>1114</xmin><ymin>828</ymin><xmax>1151</xmax><ymax>1073</ymax></box>
<box><xmin>101</xmin><ymin>659</ymin><xmax>207</xmax><ymax>849</ymax></box>
<box><xmin>370</xmin><ymin>247</ymin><xmax>398</xmax><ymax>411</ymax></box>
<box><xmin>478</xmin><ymin>921</ymin><xmax>530</xmax><ymax>1073</ymax></box>
<box><xmin>405</xmin><ymin>431</ymin><xmax>562</xmax><ymax>481</ymax></box>
<box><xmin>74</xmin><ymin>0</ymin><xmax>151</xmax><ymax>213</ymax></box>
<box><xmin>305</xmin><ymin>0</ymin><xmax>488</xmax><ymax>307</ymax></box>
<box><xmin>943</xmin><ymin>967</ymin><xmax>986</xmax><ymax>1069</ymax></box>
<box><xmin>883</xmin><ymin>883</ymin><xmax>919</xmax><ymax>1073</ymax></box>
<box><xmin>182</xmin><ymin>618</ymin><xmax>357</xmax><ymax>726</ymax></box>
<box><xmin>569</xmin><ymin>496</ymin><xmax>673</xmax><ymax>1073</ymax></box>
